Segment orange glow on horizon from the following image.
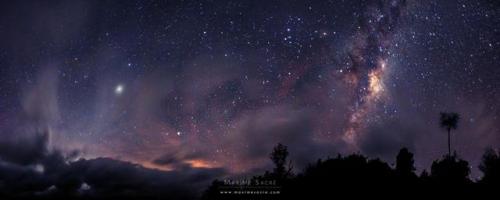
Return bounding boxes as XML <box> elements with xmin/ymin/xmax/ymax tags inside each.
<box><xmin>184</xmin><ymin>159</ymin><xmax>218</xmax><ymax>168</ymax></box>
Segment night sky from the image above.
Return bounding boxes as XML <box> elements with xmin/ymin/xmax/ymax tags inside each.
<box><xmin>0</xmin><ymin>0</ymin><xmax>499</xmax><ymax>190</ymax></box>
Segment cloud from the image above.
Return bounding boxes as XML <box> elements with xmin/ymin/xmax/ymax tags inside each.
<box><xmin>0</xmin><ymin>129</ymin><xmax>49</xmax><ymax>165</ymax></box>
<box><xmin>69</xmin><ymin>157</ymin><xmax>224</xmax><ymax>199</ymax></box>
<box><xmin>0</xmin><ymin>128</ymin><xmax>224</xmax><ymax>200</ymax></box>
<box><xmin>224</xmin><ymin>106</ymin><xmax>340</xmax><ymax>171</ymax></box>
<box><xmin>0</xmin><ymin>157</ymin><xmax>223</xmax><ymax>199</ymax></box>
<box><xmin>152</xmin><ymin>149</ymin><xmax>210</xmax><ymax>169</ymax></box>
<box><xmin>21</xmin><ymin>68</ymin><xmax>60</xmax><ymax>129</ymax></box>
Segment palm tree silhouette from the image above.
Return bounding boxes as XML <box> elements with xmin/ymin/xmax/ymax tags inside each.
<box><xmin>439</xmin><ymin>112</ymin><xmax>460</xmax><ymax>157</ymax></box>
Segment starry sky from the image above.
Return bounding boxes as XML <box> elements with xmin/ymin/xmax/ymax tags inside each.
<box><xmin>0</xmin><ymin>0</ymin><xmax>499</xmax><ymax>180</ymax></box>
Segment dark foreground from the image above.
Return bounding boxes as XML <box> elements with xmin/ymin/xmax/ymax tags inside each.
<box><xmin>1</xmin><ymin>145</ymin><xmax>500</xmax><ymax>200</ymax></box>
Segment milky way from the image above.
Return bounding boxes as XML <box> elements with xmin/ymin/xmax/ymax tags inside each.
<box><xmin>0</xmin><ymin>0</ymin><xmax>499</xmax><ymax>183</ymax></box>
<box><xmin>342</xmin><ymin>0</ymin><xmax>406</xmax><ymax>147</ymax></box>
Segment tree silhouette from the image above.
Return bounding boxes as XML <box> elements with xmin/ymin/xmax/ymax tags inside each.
<box><xmin>202</xmin><ymin>144</ymin><xmax>498</xmax><ymax>198</ymax></box>
<box><xmin>269</xmin><ymin>143</ymin><xmax>293</xmax><ymax>179</ymax></box>
<box><xmin>439</xmin><ymin>112</ymin><xmax>460</xmax><ymax>156</ymax></box>
<box><xmin>430</xmin><ymin>154</ymin><xmax>470</xmax><ymax>185</ymax></box>
<box><xmin>396</xmin><ymin>148</ymin><xmax>415</xmax><ymax>175</ymax></box>
<box><xmin>479</xmin><ymin>148</ymin><xmax>500</xmax><ymax>185</ymax></box>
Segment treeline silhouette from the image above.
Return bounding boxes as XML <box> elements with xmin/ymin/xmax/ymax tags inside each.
<box><xmin>203</xmin><ymin>144</ymin><xmax>500</xmax><ymax>199</ymax></box>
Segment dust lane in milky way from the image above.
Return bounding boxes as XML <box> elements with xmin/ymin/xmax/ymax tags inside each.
<box><xmin>342</xmin><ymin>0</ymin><xmax>406</xmax><ymax>147</ymax></box>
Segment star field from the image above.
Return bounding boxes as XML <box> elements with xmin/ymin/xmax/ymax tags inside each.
<box><xmin>0</xmin><ymin>0</ymin><xmax>499</xmax><ymax>178</ymax></box>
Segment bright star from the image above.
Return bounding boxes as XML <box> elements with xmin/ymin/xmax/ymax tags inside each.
<box><xmin>115</xmin><ymin>84</ymin><xmax>124</xmax><ymax>95</ymax></box>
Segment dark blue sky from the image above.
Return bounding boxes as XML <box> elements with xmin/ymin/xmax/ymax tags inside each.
<box><xmin>0</xmin><ymin>0</ymin><xmax>499</xmax><ymax>184</ymax></box>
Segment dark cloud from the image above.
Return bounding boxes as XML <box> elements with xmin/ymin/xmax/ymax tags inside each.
<box><xmin>69</xmin><ymin>158</ymin><xmax>224</xmax><ymax>199</ymax></box>
<box><xmin>152</xmin><ymin>149</ymin><xmax>209</xmax><ymax>169</ymax></box>
<box><xmin>0</xmin><ymin>157</ymin><xmax>223</xmax><ymax>199</ymax></box>
<box><xmin>0</xmin><ymin>129</ymin><xmax>224</xmax><ymax>200</ymax></box>
<box><xmin>0</xmin><ymin>129</ymin><xmax>49</xmax><ymax>165</ymax></box>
